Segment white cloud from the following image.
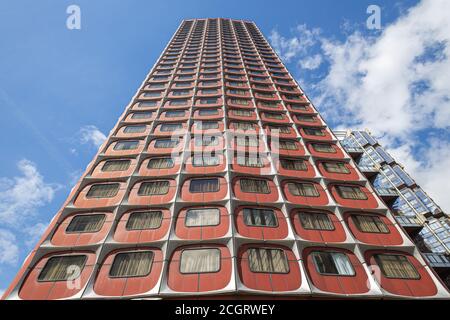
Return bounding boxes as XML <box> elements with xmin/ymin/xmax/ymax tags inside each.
<box><xmin>315</xmin><ymin>0</ymin><xmax>450</xmax><ymax>136</ymax></box>
<box><xmin>0</xmin><ymin>159</ymin><xmax>60</xmax><ymax>227</ymax></box>
<box><xmin>298</xmin><ymin>54</ymin><xmax>322</xmax><ymax>70</ymax></box>
<box><xmin>79</xmin><ymin>125</ymin><xmax>107</xmax><ymax>148</ymax></box>
<box><xmin>270</xmin><ymin>24</ymin><xmax>321</xmax><ymax>62</ymax></box>
<box><xmin>269</xmin><ymin>0</ymin><xmax>450</xmax><ymax>212</ymax></box>
<box><xmin>0</xmin><ymin>229</ymin><xmax>19</xmax><ymax>266</ymax></box>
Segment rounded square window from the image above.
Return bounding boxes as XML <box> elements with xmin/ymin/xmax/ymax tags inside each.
<box><xmin>180</xmin><ymin>248</ymin><xmax>221</xmax><ymax>274</ymax></box>
<box><xmin>109</xmin><ymin>251</ymin><xmax>154</xmax><ymax>278</ymax></box>
<box><xmin>185</xmin><ymin>208</ymin><xmax>220</xmax><ymax>227</ymax></box>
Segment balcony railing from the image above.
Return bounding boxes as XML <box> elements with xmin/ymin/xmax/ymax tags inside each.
<box><xmin>343</xmin><ymin>146</ymin><xmax>364</xmax><ymax>154</ymax></box>
<box><xmin>375</xmin><ymin>187</ymin><xmax>399</xmax><ymax>198</ymax></box>
<box><xmin>423</xmin><ymin>253</ymin><xmax>450</xmax><ymax>269</ymax></box>
<box><xmin>396</xmin><ymin>215</ymin><xmax>424</xmax><ymax>230</ymax></box>
<box><xmin>358</xmin><ymin>165</ymin><xmax>377</xmax><ymax>172</ymax></box>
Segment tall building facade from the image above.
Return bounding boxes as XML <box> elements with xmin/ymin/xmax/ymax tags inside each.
<box><xmin>336</xmin><ymin>130</ymin><xmax>450</xmax><ymax>288</ymax></box>
<box><xmin>3</xmin><ymin>19</ymin><xmax>449</xmax><ymax>300</ymax></box>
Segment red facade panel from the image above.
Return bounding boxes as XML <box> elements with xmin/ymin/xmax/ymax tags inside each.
<box><xmin>238</xmin><ymin>244</ymin><xmax>301</xmax><ymax>291</ymax></box>
<box><xmin>94</xmin><ymin>248</ymin><xmax>163</xmax><ymax>297</ymax></box>
<box><xmin>51</xmin><ymin>211</ymin><xmax>114</xmax><ymax>246</ymax></box>
<box><xmin>290</xmin><ymin>209</ymin><xmax>347</xmax><ymax>243</ymax></box>
<box><xmin>114</xmin><ymin>209</ymin><xmax>171</xmax><ymax>243</ymax></box>
<box><xmin>167</xmin><ymin>244</ymin><xmax>232</xmax><ymax>292</ymax></box>
<box><xmin>303</xmin><ymin>247</ymin><xmax>370</xmax><ymax>295</ymax></box>
<box><xmin>19</xmin><ymin>252</ymin><xmax>96</xmax><ymax>300</ymax></box>
<box><xmin>364</xmin><ymin>250</ymin><xmax>438</xmax><ymax>297</ymax></box>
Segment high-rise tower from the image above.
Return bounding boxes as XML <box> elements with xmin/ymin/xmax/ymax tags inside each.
<box><xmin>3</xmin><ymin>19</ymin><xmax>449</xmax><ymax>299</ymax></box>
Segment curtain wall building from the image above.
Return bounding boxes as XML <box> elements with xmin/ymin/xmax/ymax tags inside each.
<box><xmin>336</xmin><ymin>130</ymin><xmax>450</xmax><ymax>289</ymax></box>
<box><xmin>3</xmin><ymin>18</ymin><xmax>449</xmax><ymax>300</ymax></box>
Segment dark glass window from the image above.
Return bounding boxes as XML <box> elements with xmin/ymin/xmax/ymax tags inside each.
<box><xmin>248</xmin><ymin>248</ymin><xmax>289</xmax><ymax>273</ymax></box>
<box><xmin>38</xmin><ymin>256</ymin><xmax>87</xmax><ymax>282</ymax></box>
<box><xmin>311</xmin><ymin>251</ymin><xmax>355</xmax><ymax>276</ymax></box>
<box><xmin>299</xmin><ymin>212</ymin><xmax>334</xmax><ymax>230</ymax></box>
<box><xmin>288</xmin><ymin>182</ymin><xmax>319</xmax><ymax>197</ymax></box>
<box><xmin>102</xmin><ymin>159</ymin><xmax>131</xmax><ymax>172</ymax></box>
<box><xmin>66</xmin><ymin>214</ymin><xmax>106</xmax><ymax>233</ymax></box>
<box><xmin>374</xmin><ymin>254</ymin><xmax>420</xmax><ymax>279</ymax></box>
<box><xmin>189</xmin><ymin>178</ymin><xmax>220</xmax><ymax>193</ymax></box>
<box><xmin>243</xmin><ymin>208</ymin><xmax>277</xmax><ymax>227</ymax></box>
<box><xmin>138</xmin><ymin>181</ymin><xmax>170</xmax><ymax>195</ymax></box>
<box><xmin>336</xmin><ymin>185</ymin><xmax>368</xmax><ymax>200</ymax></box>
<box><xmin>126</xmin><ymin>211</ymin><xmax>163</xmax><ymax>230</ymax></box>
<box><xmin>86</xmin><ymin>183</ymin><xmax>120</xmax><ymax>198</ymax></box>
<box><xmin>110</xmin><ymin>251</ymin><xmax>154</xmax><ymax>278</ymax></box>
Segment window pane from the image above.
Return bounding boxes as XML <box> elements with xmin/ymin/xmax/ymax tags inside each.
<box><xmin>240</xmin><ymin>178</ymin><xmax>270</xmax><ymax>193</ymax></box>
<box><xmin>299</xmin><ymin>212</ymin><xmax>334</xmax><ymax>230</ymax></box>
<box><xmin>138</xmin><ymin>181</ymin><xmax>170</xmax><ymax>195</ymax></box>
<box><xmin>312</xmin><ymin>143</ymin><xmax>336</xmax><ymax>153</ymax></box>
<box><xmin>189</xmin><ymin>178</ymin><xmax>220</xmax><ymax>193</ymax></box>
<box><xmin>232</xmin><ymin>109</ymin><xmax>252</xmax><ymax>117</ymax></box>
<box><xmin>160</xmin><ymin>123</ymin><xmax>183</xmax><ymax>132</ymax></box>
<box><xmin>131</xmin><ymin>112</ymin><xmax>152</xmax><ymax>119</ymax></box>
<box><xmin>236</xmin><ymin>136</ymin><xmax>259</xmax><ymax>147</ymax></box>
<box><xmin>264</xmin><ymin>112</ymin><xmax>283</xmax><ymax>120</ymax></box>
<box><xmin>110</xmin><ymin>251</ymin><xmax>154</xmax><ymax>278</ymax></box>
<box><xmin>278</xmin><ymin>140</ymin><xmax>298</xmax><ymax>150</ymax></box>
<box><xmin>374</xmin><ymin>254</ymin><xmax>420</xmax><ymax>279</ymax></box>
<box><xmin>38</xmin><ymin>256</ymin><xmax>87</xmax><ymax>282</ymax></box>
<box><xmin>268</xmin><ymin>125</ymin><xmax>291</xmax><ymax>134</ymax></box>
<box><xmin>165</xmin><ymin>110</ymin><xmax>185</xmax><ymax>117</ymax></box>
<box><xmin>199</xmin><ymin>109</ymin><xmax>219</xmax><ymax>116</ymax></box>
<box><xmin>154</xmin><ymin>139</ymin><xmax>179</xmax><ymax>148</ymax></box>
<box><xmin>126</xmin><ymin>211</ymin><xmax>163</xmax><ymax>230</ymax></box>
<box><xmin>195</xmin><ymin>121</ymin><xmax>219</xmax><ymax>130</ymax></box>
<box><xmin>138</xmin><ymin>101</ymin><xmax>157</xmax><ymax>108</ymax></box>
<box><xmin>237</xmin><ymin>155</ymin><xmax>263</xmax><ymax>167</ymax></box>
<box><xmin>311</xmin><ymin>252</ymin><xmax>355</xmax><ymax>276</ymax></box>
<box><xmin>169</xmin><ymin>99</ymin><xmax>188</xmax><ymax>106</ymax></box>
<box><xmin>185</xmin><ymin>208</ymin><xmax>220</xmax><ymax>227</ymax></box>
<box><xmin>304</xmin><ymin>128</ymin><xmax>324</xmax><ymax>136</ymax></box>
<box><xmin>353</xmin><ymin>215</ymin><xmax>389</xmax><ymax>233</ymax></box>
<box><xmin>102</xmin><ymin>159</ymin><xmax>131</xmax><ymax>172</ymax></box>
<box><xmin>288</xmin><ymin>182</ymin><xmax>319</xmax><ymax>197</ymax></box>
<box><xmin>114</xmin><ymin>141</ymin><xmax>139</xmax><ymax>151</ymax></box>
<box><xmin>66</xmin><ymin>214</ymin><xmax>106</xmax><ymax>233</ymax></box>
<box><xmin>323</xmin><ymin>162</ymin><xmax>349</xmax><ymax>174</ymax></box>
<box><xmin>280</xmin><ymin>159</ymin><xmax>307</xmax><ymax>171</ymax></box>
<box><xmin>336</xmin><ymin>186</ymin><xmax>368</xmax><ymax>200</ymax></box>
<box><xmin>248</xmin><ymin>248</ymin><xmax>289</xmax><ymax>273</ymax></box>
<box><xmin>232</xmin><ymin>122</ymin><xmax>254</xmax><ymax>130</ymax></box>
<box><xmin>195</xmin><ymin>135</ymin><xmax>219</xmax><ymax>147</ymax></box>
<box><xmin>148</xmin><ymin>158</ymin><xmax>174</xmax><ymax>169</ymax></box>
<box><xmin>124</xmin><ymin>125</ymin><xmax>146</xmax><ymax>133</ymax></box>
<box><xmin>180</xmin><ymin>249</ymin><xmax>220</xmax><ymax>273</ymax></box>
<box><xmin>296</xmin><ymin>115</ymin><xmax>316</xmax><ymax>122</ymax></box>
<box><xmin>86</xmin><ymin>183</ymin><xmax>120</xmax><ymax>198</ymax></box>
<box><xmin>243</xmin><ymin>208</ymin><xmax>277</xmax><ymax>227</ymax></box>
<box><xmin>192</xmin><ymin>154</ymin><xmax>220</xmax><ymax>167</ymax></box>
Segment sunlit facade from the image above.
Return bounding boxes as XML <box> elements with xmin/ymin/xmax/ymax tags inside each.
<box><xmin>3</xmin><ymin>19</ymin><xmax>449</xmax><ymax>300</ymax></box>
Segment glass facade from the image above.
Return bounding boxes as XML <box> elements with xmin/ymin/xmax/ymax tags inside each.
<box><xmin>339</xmin><ymin>130</ymin><xmax>450</xmax><ymax>288</ymax></box>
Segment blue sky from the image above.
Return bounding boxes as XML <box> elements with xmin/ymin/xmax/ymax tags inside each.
<box><xmin>1</xmin><ymin>0</ymin><xmax>449</xmax><ymax>292</ymax></box>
